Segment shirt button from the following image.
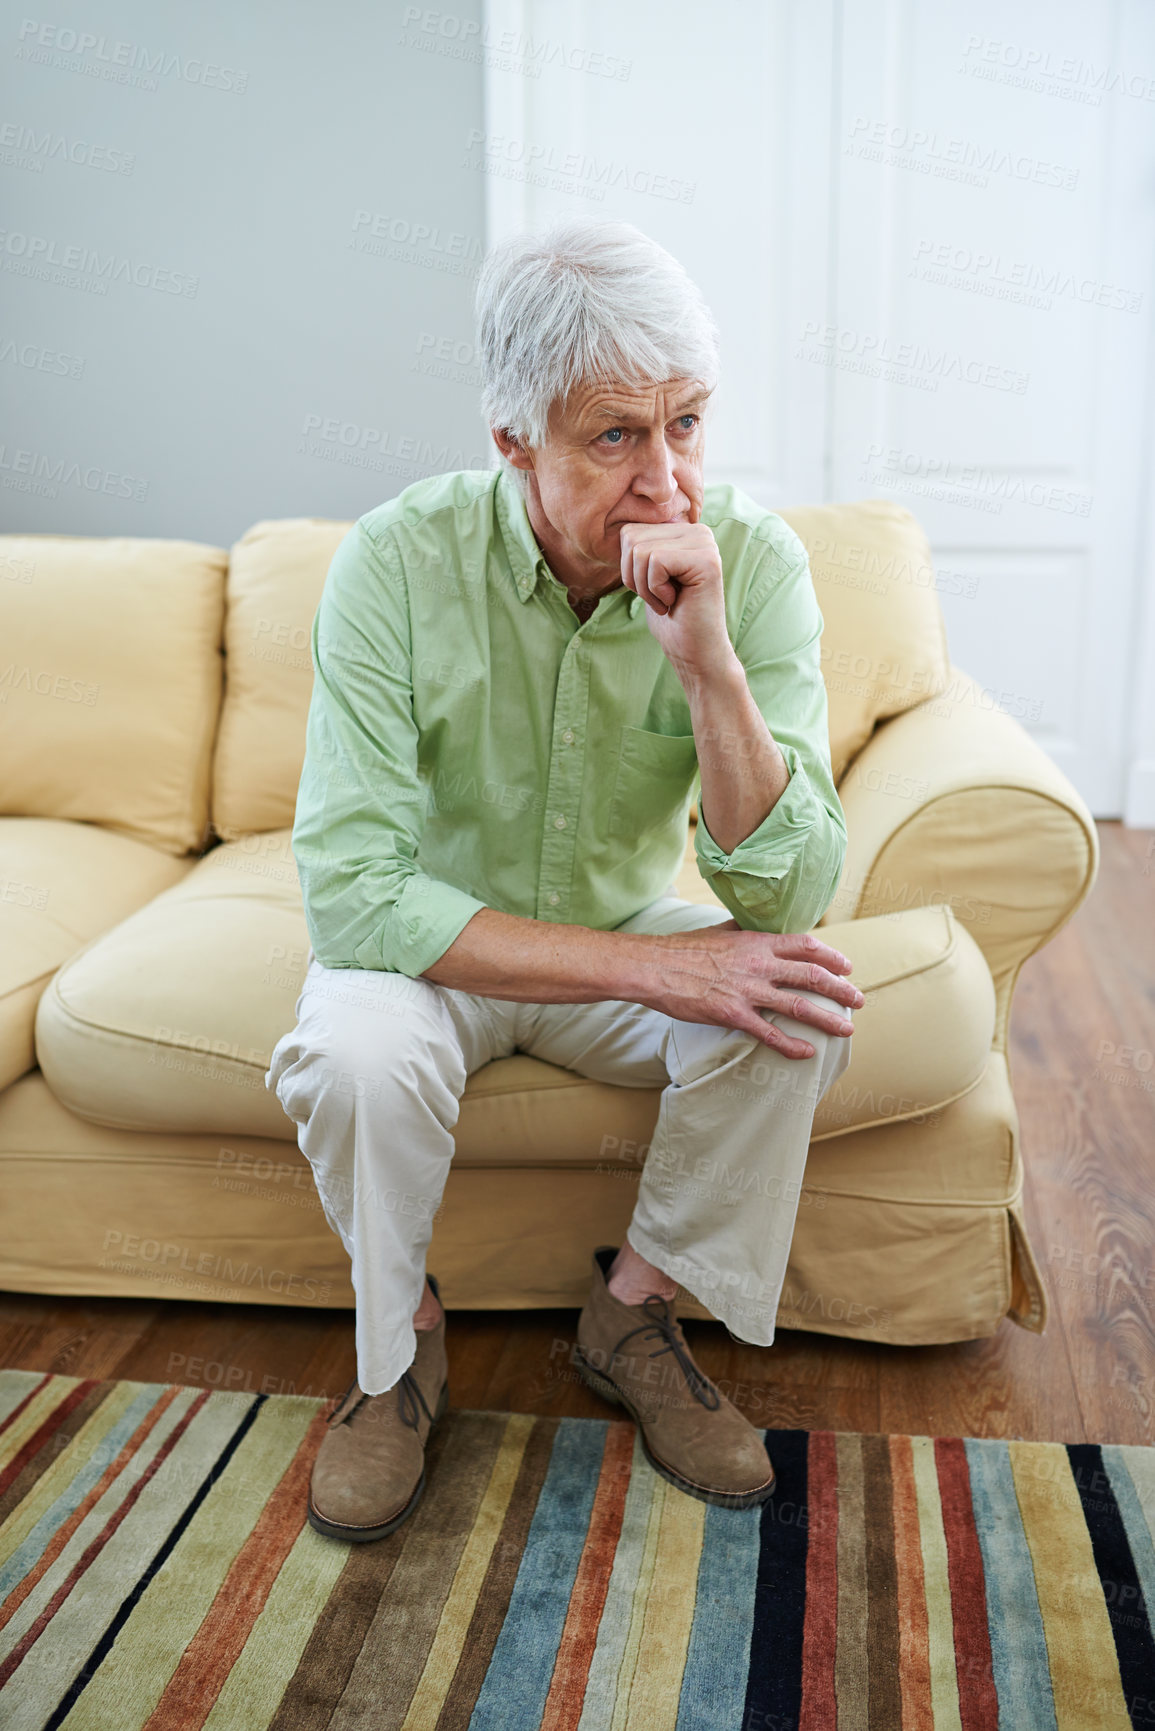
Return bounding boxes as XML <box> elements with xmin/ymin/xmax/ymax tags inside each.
<box><xmin>548</xmin><ymin>891</ymin><xmax>560</xmax><ymax>906</ymax></box>
<box><xmin>553</xmin><ymin>815</ymin><xmax>567</xmax><ymax>830</ymax></box>
<box><xmin>561</xmin><ymin>729</ymin><xmax>575</xmax><ymax>745</ymax></box>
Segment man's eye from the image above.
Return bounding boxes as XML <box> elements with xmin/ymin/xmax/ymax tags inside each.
<box><xmin>600</xmin><ymin>428</ymin><xmax>625</xmax><ymax>445</ymax></box>
<box><xmin>675</xmin><ymin>415</ymin><xmax>699</xmax><ymax>432</ymax></box>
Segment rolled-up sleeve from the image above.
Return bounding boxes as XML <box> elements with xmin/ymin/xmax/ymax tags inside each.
<box><xmin>291</xmin><ymin>520</ymin><xmax>488</xmax><ymax>974</ymax></box>
<box><xmin>693</xmin><ymin>541</ymin><xmax>847</xmax><ymax>934</ymax></box>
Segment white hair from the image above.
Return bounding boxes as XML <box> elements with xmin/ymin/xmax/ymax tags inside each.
<box><xmin>474</xmin><ymin>217</ymin><xmax>720</xmax><ymax>488</ymax></box>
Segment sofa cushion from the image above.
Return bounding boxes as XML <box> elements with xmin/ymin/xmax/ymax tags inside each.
<box><xmin>0</xmin><ymin>534</ymin><xmax>226</xmax><ymax>854</ymax></box>
<box><xmin>777</xmin><ymin>499</ymin><xmax>951</xmax><ymax>783</ymax></box>
<box><xmin>452</xmin><ymin>905</ymin><xmax>994</xmax><ymax>1162</ymax></box>
<box><xmin>0</xmin><ymin>817</ymin><xmax>192</xmax><ymax>1092</ymax></box>
<box><xmin>35</xmin><ymin>829</ymin><xmax>307</xmax><ymax>1136</ymax></box>
<box><xmin>211</xmin><ymin>518</ymin><xmax>353</xmax><ymax>841</ymax></box>
<box><xmin>35</xmin><ymin>822</ymin><xmax>993</xmax><ymax>1150</ymax></box>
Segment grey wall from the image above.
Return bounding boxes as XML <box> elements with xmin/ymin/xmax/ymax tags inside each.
<box><xmin>0</xmin><ymin>0</ymin><xmax>489</xmax><ymax>547</ymax></box>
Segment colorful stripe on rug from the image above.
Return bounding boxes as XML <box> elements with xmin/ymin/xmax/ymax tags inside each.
<box><xmin>0</xmin><ymin>1371</ymin><xmax>1152</xmax><ymax>1728</ymax></box>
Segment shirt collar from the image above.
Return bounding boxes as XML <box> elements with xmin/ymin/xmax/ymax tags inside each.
<box><xmin>495</xmin><ymin>467</ymin><xmax>644</xmax><ymax>618</ymax></box>
<box><xmin>495</xmin><ymin>466</ymin><xmax>548</xmax><ymax>601</ymax></box>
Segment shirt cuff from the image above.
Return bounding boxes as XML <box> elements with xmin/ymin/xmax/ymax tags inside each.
<box><xmin>693</xmin><ymin>742</ymin><xmax>824</xmax><ymax>879</ymax></box>
<box><xmin>352</xmin><ymin>876</ymin><xmax>489</xmax><ymax>977</ymax></box>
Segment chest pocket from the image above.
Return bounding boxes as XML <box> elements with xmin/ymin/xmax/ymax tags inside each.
<box><xmin>608</xmin><ymin>725</ymin><xmax>699</xmax><ymax>840</ymax></box>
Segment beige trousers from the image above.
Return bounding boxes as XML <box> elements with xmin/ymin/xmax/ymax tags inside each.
<box><xmin>265</xmin><ymin>894</ymin><xmax>852</xmax><ymax>1395</ymax></box>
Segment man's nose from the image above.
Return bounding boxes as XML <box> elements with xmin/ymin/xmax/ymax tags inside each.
<box><xmin>629</xmin><ymin>435</ymin><xmax>679</xmax><ymax>505</ymax></box>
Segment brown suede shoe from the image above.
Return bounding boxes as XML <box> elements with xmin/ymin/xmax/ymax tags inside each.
<box><xmin>574</xmin><ymin>1246</ymin><xmax>776</xmax><ymax>1509</ymax></box>
<box><xmin>307</xmin><ymin>1277</ymin><xmax>449</xmax><ymax>1542</ymax></box>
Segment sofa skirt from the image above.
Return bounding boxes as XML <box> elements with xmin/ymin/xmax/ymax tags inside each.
<box><xmin>0</xmin><ymin>1054</ymin><xmax>1046</xmax><ymax>1347</ymax></box>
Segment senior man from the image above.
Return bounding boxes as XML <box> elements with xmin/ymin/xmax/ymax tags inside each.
<box><xmin>266</xmin><ymin>217</ymin><xmax>862</xmax><ymax>1543</ymax></box>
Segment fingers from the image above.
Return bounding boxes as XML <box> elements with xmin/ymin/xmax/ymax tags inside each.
<box><xmin>769</xmin><ymin>993</ymin><xmax>856</xmax><ymax>1039</ymax></box>
<box><xmin>730</xmin><ymin>987</ymin><xmax>855</xmax><ymax>1058</ymax></box>
<box><xmin>763</xmin><ymin>958</ymin><xmax>863</xmax><ymax>1010</ymax></box>
<box><xmin>771</xmin><ymin>931</ymin><xmax>856</xmax><ymax>977</ymax></box>
<box><xmin>620</xmin><ymin>524</ymin><xmax>697</xmax><ymax>614</ymax></box>
<box><xmin>740</xmin><ymin>985</ymin><xmax>856</xmax><ymax>1042</ymax></box>
<box><xmin>730</xmin><ymin>1006</ymin><xmax>817</xmax><ymax>1061</ymax></box>
<box><xmin>626</xmin><ymin>543</ymin><xmax>675</xmax><ymax>613</ymax></box>
<box><xmin>620</xmin><ymin>551</ymin><xmax>667</xmax><ymax>615</ymax></box>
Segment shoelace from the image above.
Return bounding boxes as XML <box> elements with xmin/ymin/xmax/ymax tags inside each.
<box><xmin>611</xmin><ymin>1294</ymin><xmax>720</xmax><ymax>1410</ymax></box>
<box><xmin>327</xmin><ymin>1368</ymin><xmax>435</xmax><ymax>1431</ymax></box>
<box><xmin>396</xmin><ymin>1369</ymin><xmax>435</xmax><ymax>1429</ymax></box>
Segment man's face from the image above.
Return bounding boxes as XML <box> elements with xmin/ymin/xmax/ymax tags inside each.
<box><xmin>504</xmin><ymin>377</ymin><xmax>711</xmax><ymax>578</ymax></box>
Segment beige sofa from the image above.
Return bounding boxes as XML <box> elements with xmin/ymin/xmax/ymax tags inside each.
<box><xmin>0</xmin><ymin>496</ymin><xmax>1097</xmax><ymax>1344</ymax></box>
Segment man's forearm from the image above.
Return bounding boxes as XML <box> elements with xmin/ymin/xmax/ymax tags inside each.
<box><xmin>421</xmin><ymin>906</ymin><xmax>661</xmax><ymax>1003</ymax></box>
<box><xmin>679</xmin><ymin>650</ymin><xmax>789</xmax><ymax>855</ymax></box>
<box><xmin>420</xmin><ymin>901</ymin><xmax>860</xmax><ymax>1063</ymax></box>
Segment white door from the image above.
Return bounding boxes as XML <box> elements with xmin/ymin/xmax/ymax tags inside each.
<box><xmin>825</xmin><ymin>0</ymin><xmax>1155</xmax><ymax>817</ymax></box>
<box><xmin>482</xmin><ymin>0</ymin><xmax>1155</xmax><ymax>817</ymax></box>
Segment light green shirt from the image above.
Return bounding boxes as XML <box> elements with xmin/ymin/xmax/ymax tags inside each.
<box><xmin>292</xmin><ymin>466</ymin><xmax>846</xmax><ymax>974</ymax></box>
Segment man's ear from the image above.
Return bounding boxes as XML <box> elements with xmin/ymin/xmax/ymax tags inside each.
<box><xmin>492</xmin><ymin>426</ymin><xmax>534</xmax><ymax>472</ymax></box>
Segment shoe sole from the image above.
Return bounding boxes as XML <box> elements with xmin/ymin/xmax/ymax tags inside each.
<box><xmin>572</xmin><ymin>1345</ymin><xmax>776</xmax><ymax>1509</ymax></box>
<box><xmin>306</xmin><ymin>1380</ymin><xmax>450</xmax><ymax>1543</ymax></box>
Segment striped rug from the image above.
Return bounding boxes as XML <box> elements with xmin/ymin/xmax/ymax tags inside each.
<box><xmin>1</xmin><ymin>1370</ymin><xmax>1153</xmax><ymax>1729</ymax></box>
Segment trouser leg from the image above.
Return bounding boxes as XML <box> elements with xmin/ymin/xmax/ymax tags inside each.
<box><xmin>626</xmin><ymin>988</ymin><xmax>851</xmax><ymax>1344</ymax></box>
<box><xmin>519</xmin><ymin>895</ymin><xmax>853</xmax><ymax>1346</ymax></box>
<box><xmin>264</xmin><ymin>954</ymin><xmax>510</xmax><ymax>1394</ymax></box>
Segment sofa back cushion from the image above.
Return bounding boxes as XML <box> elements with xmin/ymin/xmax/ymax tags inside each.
<box><xmin>0</xmin><ymin>535</ymin><xmax>226</xmax><ymax>855</ymax></box>
<box><xmin>777</xmin><ymin>499</ymin><xmax>951</xmax><ymax>783</ymax></box>
<box><xmin>210</xmin><ymin>518</ymin><xmax>353</xmax><ymax>840</ymax></box>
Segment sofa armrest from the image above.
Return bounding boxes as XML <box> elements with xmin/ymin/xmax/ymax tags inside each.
<box><xmin>823</xmin><ymin>666</ymin><xmax>1098</xmax><ymax>1044</ymax></box>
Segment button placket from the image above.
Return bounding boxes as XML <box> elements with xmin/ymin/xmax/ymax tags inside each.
<box><xmin>537</xmin><ymin>624</ymin><xmax>590</xmax><ymax>919</ymax></box>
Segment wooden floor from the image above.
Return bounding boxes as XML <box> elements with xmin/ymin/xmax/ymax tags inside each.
<box><xmin>2</xmin><ymin>824</ymin><xmax>1152</xmax><ymax>1446</ymax></box>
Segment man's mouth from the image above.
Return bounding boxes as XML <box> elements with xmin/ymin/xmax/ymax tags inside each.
<box><xmin>613</xmin><ymin>511</ymin><xmax>690</xmax><ymax>529</ymax></box>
